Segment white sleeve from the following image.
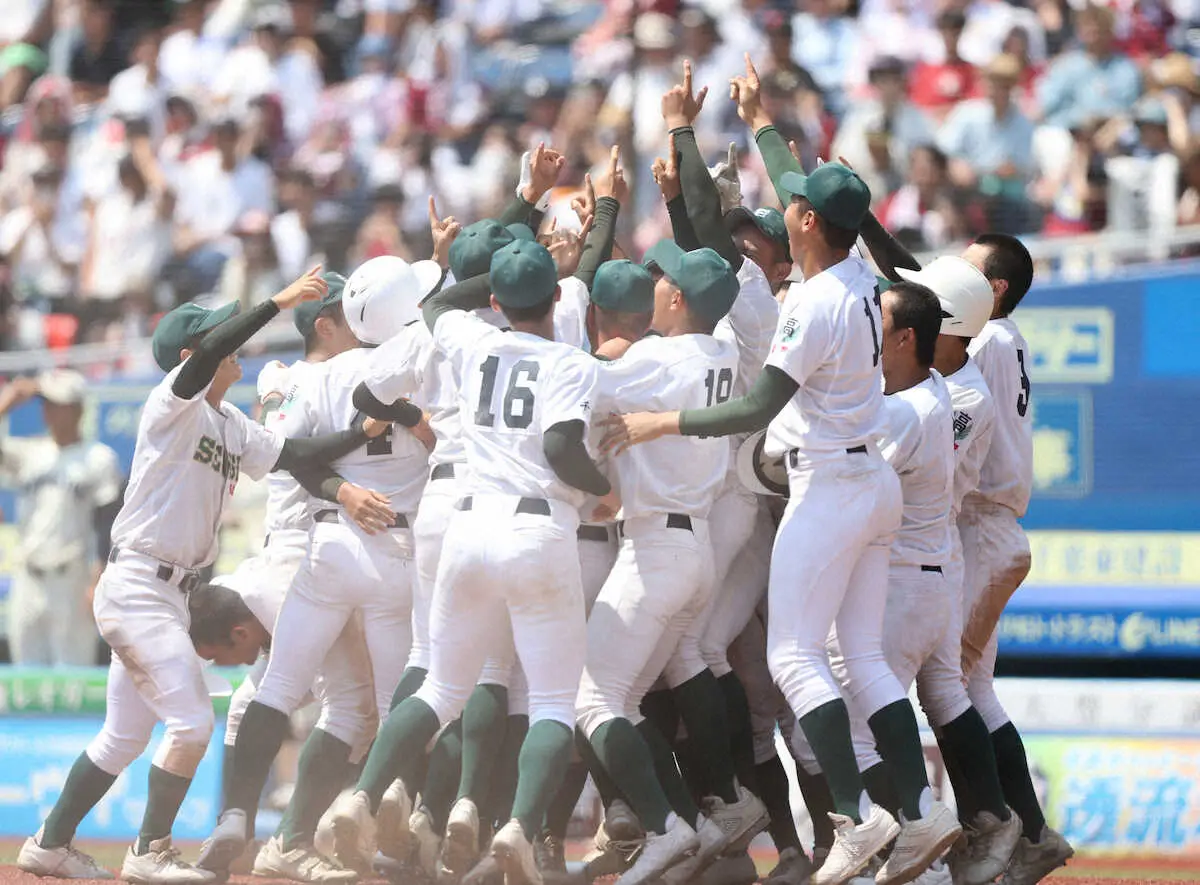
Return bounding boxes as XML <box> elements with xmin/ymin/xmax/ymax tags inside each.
<box><xmin>540</xmin><ymin>352</ymin><xmax>600</xmax><ymax>431</ymax></box>
<box><xmin>364</xmin><ymin>326</ymin><xmax>426</xmax><ymax>404</ymax></box>
<box><xmin>764</xmin><ymin>298</ymin><xmax>833</xmax><ymax>387</ymax></box>
<box><xmin>432</xmin><ymin>310</ymin><xmax>495</xmax><ymax>376</ymax></box>
<box><xmin>599</xmin><ymin>348</ymin><xmax>668</xmax><ymax>412</ymax></box>
<box><xmin>232</xmin><ymin>410</ymin><xmax>287</xmax><ymax>482</ymax></box>
<box><xmin>878</xmin><ymin>398</ymin><xmax>921</xmax><ymax>477</ymax></box>
<box><xmin>270</xmin><ymin>382</ymin><xmax>319</xmax><ymax>440</ymax></box>
<box><xmin>139</xmin><ymin>365</ymin><xmax>209</xmax><ymax>438</ymax></box>
<box><xmin>90</xmin><ymin>445</ymin><xmax>124</xmax><ymax>507</ymax></box>
<box><xmin>0</xmin><ymin>436</ymin><xmax>35</xmax><ymax>483</ymax></box>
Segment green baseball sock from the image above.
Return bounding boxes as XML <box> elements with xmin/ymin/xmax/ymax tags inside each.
<box><xmin>793</xmin><ymin>766</ymin><xmax>837</xmax><ymax>850</ymax></box>
<box><xmin>458</xmin><ymin>685</ymin><xmax>508</xmax><ymax>802</ymax></box>
<box><xmin>718</xmin><ymin>672</ymin><xmax>758</xmax><ymax>795</ymax></box>
<box><xmin>867</xmin><ymin>700</ymin><xmax>932</xmax><ymax>820</ymax></box>
<box><xmin>511</xmin><ymin>720</ymin><xmax>573</xmax><ymax>840</ymax></box>
<box><xmin>589</xmin><ymin>719</ymin><xmax>674</xmax><ymax>834</ymax></box>
<box><xmin>673</xmin><ymin>671</ymin><xmax>739</xmax><ymax>803</ymax></box>
<box><xmin>861</xmin><ymin>762</ymin><xmax>902</xmax><ymax>819</ymax></box>
<box><xmin>938</xmin><ymin>708</ymin><xmax>1008</xmax><ymax>821</ymax></box>
<box><xmin>280</xmin><ymin>729</ymin><xmax>352</xmax><ymax>851</ymax></box>
<box><xmin>390</xmin><ymin>667</ymin><xmax>428</xmax><ymax>711</ymax></box>
<box><xmin>755</xmin><ymin>756</ymin><xmax>802</xmax><ymax>854</ymax></box>
<box><xmin>990</xmin><ymin>722</ymin><xmax>1045</xmax><ymax>841</ymax></box>
<box><xmin>638</xmin><ymin>689</ymin><xmax>679</xmax><ymax>748</ymax></box>
<box><xmin>137</xmin><ymin>766</ymin><xmax>192</xmax><ymax>853</ymax></box>
<box><xmin>576</xmin><ymin>727</ymin><xmax>622</xmax><ymax>808</ymax></box>
<box><xmin>357</xmin><ymin>698</ymin><xmax>441</xmax><ymax>812</ymax></box>
<box><xmin>544</xmin><ymin>760</ymin><xmax>589</xmax><ymax>839</ymax></box>
<box><xmin>797</xmin><ymin>700</ymin><xmax>866</xmax><ymax>822</ymax></box>
<box><xmin>635</xmin><ymin>719</ymin><xmax>701</xmax><ymax>825</ymax></box>
<box><xmin>226</xmin><ymin>702</ymin><xmax>291</xmax><ymax>816</ymax></box>
<box><xmin>41</xmin><ymin>753</ymin><xmax>117</xmax><ymax>848</ymax></box>
<box><xmin>423</xmin><ymin>720</ymin><xmax>463</xmax><ymax>832</ymax></box>
<box><xmin>485</xmin><ymin>714</ymin><xmax>528</xmax><ymax>828</ymax></box>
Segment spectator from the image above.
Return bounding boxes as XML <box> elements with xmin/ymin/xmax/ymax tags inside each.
<box><xmin>1</xmin><ymin>115</ymin><xmax>75</xmax><ymax>215</ymax></box>
<box><xmin>0</xmin><ymin>163</ymin><xmax>86</xmax><ymax>314</ymax></box>
<box><xmin>1033</xmin><ymin>116</ymin><xmax>1108</xmax><ymax>234</ymax></box>
<box><xmin>158</xmin><ymin>0</ymin><xmax>229</xmax><ymax>98</ymax></box>
<box><xmin>1103</xmin><ymin>99</ymin><xmax>1181</xmax><ymax>238</ymax></box>
<box><xmin>876</xmin><ymin>143</ymin><xmax>957</xmax><ymax>250</ymax></box>
<box><xmin>832</xmin><ymin>57</ymin><xmax>934</xmax><ymax>204</ymax></box>
<box><xmin>909</xmin><ymin>11</ymin><xmax>978</xmax><ymax>121</ymax></box>
<box><xmin>69</xmin><ymin>0</ymin><xmax>125</xmax><ymax>106</ymax></box>
<box><xmin>217</xmin><ymin>210</ymin><xmax>287</xmax><ymax>317</ymax></box>
<box><xmin>353</xmin><ymin>183</ymin><xmax>415</xmax><ymax>264</ymax></box>
<box><xmin>938</xmin><ymin>53</ymin><xmax>1037</xmax><ymax>231</ymax></box>
<box><xmin>790</xmin><ymin>0</ymin><xmax>861</xmax><ymax>117</ymax></box>
<box><xmin>1178</xmin><ymin>148</ymin><xmax>1200</xmax><ymax>228</ymax></box>
<box><xmin>106</xmin><ymin>26</ymin><xmax>167</xmax><ymax>138</ymax></box>
<box><xmin>1038</xmin><ymin>3</ymin><xmax>1140</xmax><ymax>129</ymax></box>
<box><xmin>958</xmin><ymin>0</ymin><xmax>1046</xmax><ymax>68</ymax></box>
<box><xmin>0</xmin><ymin>0</ymin><xmax>52</xmax><ymax>110</ymax></box>
<box><xmin>1000</xmin><ymin>26</ymin><xmax>1044</xmax><ymax>116</ymax></box>
<box><xmin>272</xmin><ymin>167</ymin><xmax>323</xmax><ymax>282</ymax></box>
<box><xmin>757</xmin><ymin>11</ymin><xmax>821</xmax><ymax>110</ymax></box>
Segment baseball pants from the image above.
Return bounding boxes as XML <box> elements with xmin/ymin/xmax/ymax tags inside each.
<box><xmin>9</xmin><ymin>560</ymin><xmax>97</xmax><ymax>666</ymax></box>
<box><xmin>832</xmin><ymin>564</ymin><xmax>952</xmax><ymax>772</ymax></box>
<box><xmin>767</xmin><ymin>449</ymin><xmax>904</xmax><ymax>722</ymax></box>
<box><xmin>576</xmin><ymin>514</ymin><xmax>714</xmax><ymax>737</ymax></box>
<box><xmin>915</xmin><ymin>531</ymin><xmax>972</xmax><ymax>729</ymax></box>
<box><xmin>577</xmin><ymin>522</ymin><xmax>618</xmax><ymax>613</ymax></box>
<box><xmin>959</xmin><ymin>501</ymin><xmax>1030</xmax><ymax>732</ymax></box>
<box><xmin>664</xmin><ymin>486</ymin><xmax>760</xmax><ymax>687</ymax></box>
<box><xmin>415</xmin><ymin>495</ymin><xmax>586</xmax><ymax>729</ymax></box>
<box><xmin>86</xmin><ymin>553</ymin><xmax>213</xmax><ymax>778</ymax></box>
<box><xmin>254</xmin><ymin>515</ymin><xmax>413</xmax><ymax>744</ymax></box>
<box><xmin>411</xmin><ymin>466</ymin><xmax>461</xmax><ymax>672</ymax></box>
<box><xmin>728</xmin><ymin>603</ymin><xmax>793</xmax><ymax>768</ymax></box>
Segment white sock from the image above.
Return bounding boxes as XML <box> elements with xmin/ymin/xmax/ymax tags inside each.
<box><xmin>859</xmin><ymin>790</ymin><xmax>872</xmax><ymax>822</ymax></box>
<box><xmin>662</xmin><ymin>811</ymin><xmax>679</xmax><ymax>834</ymax></box>
<box><xmin>918</xmin><ymin>786</ymin><xmax>933</xmax><ymax>817</ymax></box>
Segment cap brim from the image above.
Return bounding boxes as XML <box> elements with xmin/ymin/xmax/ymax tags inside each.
<box><xmin>779</xmin><ymin>170</ymin><xmax>808</xmax><ymax>199</ymax></box>
<box><xmin>643</xmin><ymin>240</ymin><xmax>686</xmax><ymax>281</ymax></box>
<box><xmin>506</xmin><ymin>223</ymin><xmax>536</xmax><ymax>242</ymax></box>
<box><xmin>735</xmin><ymin>430</ymin><xmax>789</xmax><ymax>497</ymax></box>
<box><xmin>195</xmin><ymin>301</ymin><xmax>240</xmax><ymax>335</ymax></box>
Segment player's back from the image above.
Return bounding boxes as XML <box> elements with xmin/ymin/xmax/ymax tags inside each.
<box><xmin>966</xmin><ymin>317</ymin><xmax>1033</xmax><ymax>516</ymax></box>
<box><xmin>600</xmin><ymin>333</ymin><xmax>739</xmax><ymax>519</ymax></box>
<box><xmin>943</xmin><ymin>356</ymin><xmax>995</xmax><ymax>519</ymax></box>
<box><xmin>263</xmin><ymin>359</ymin><xmax>317</xmax><ymax>534</ymax></box>
<box><xmin>442</xmin><ymin>312</ymin><xmax>599</xmax><ymax>508</ymax></box>
<box><xmin>880</xmin><ymin>370</ymin><xmax>955</xmax><ymax>567</ymax></box>
<box><xmin>720</xmin><ymin>260</ymin><xmax>779</xmax><ymax>398</ymax></box>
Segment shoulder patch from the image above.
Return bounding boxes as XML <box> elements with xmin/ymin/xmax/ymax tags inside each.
<box><xmin>780</xmin><ymin>316</ymin><xmax>799</xmax><ymax>342</ymax></box>
<box><xmin>953</xmin><ymin>410</ymin><xmax>974</xmax><ymax>442</ymax></box>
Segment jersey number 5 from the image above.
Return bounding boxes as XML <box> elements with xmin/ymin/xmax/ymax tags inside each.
<box><xmin>475</xmin><ymin>356</ymin><xmax>539</xmax><ymax>429</ymax></box>
<box><xmin>1016</xmin><ymin>348</ymin><xmax>1031</xmax><ymax>417</ymax></box>
<box><xmin>863</xmin><ymin>292</ymin><xmax>882</xmax><ymax>367</ymax></box>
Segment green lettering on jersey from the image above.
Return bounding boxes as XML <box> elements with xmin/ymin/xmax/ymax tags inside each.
<box><xmin>193</xmin><ymin>436</ymin><xmax>216</xmax><ymax>465</ymax></box>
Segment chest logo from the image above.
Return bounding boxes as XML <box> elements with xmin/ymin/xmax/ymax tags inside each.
<box><xmin>193</xmin><ymin>435</ymin><xmax>241</xmax><ymax>489</ymax></box>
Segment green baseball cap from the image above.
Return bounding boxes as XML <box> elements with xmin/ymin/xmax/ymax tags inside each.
<box><xmin>450</xmin><ymin>220</ymin><xmax>515</xmax><ymax>281</ymax></box>
<box><xmin>490</xmin><ymin>240</ymin><xmax>558</xmax><ymax>309</ymax></box>
<box><xmin>293</xmin><ymin>272</ymin><xmax>347</xmax><ymax>338</ymax></box>
<box><xmin>506</xmin><ymin>223</ymin><xmax>535</xmax><ymax>242</ymax></box>
<box><xmin>726</xmin><ymin>206</ymin><xmax>789</xmax><ymax>252</ymax></box>
<box><xmin>779</xmin><ymin>163</ymin><xmax>871</xmax><ymax>232</ymax></box>
<box><xmin>592</xmin><ymin>260</ymin><xmax>653</xmax><ymax>314</ymax></box>
<box><xmin>152</xmin><ymin>301</ymin><xmax>240</xmax><ymax>372</ymax></box>
<box><xmin>643</xmin><ymin>241</ymin><xmax>738</xmax><ymax>324</ymax></box>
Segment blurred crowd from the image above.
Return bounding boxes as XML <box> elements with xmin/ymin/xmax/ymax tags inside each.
<box><xmin>0</xmin><ymin>0</ymin><xmax>1198</xmax><ymax>351</ymax></box>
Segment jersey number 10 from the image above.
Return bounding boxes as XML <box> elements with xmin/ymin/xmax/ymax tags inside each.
<box><xmin>475</xmin><ymin>356</ymin><xmax>539</xmax><ymax>429</ymax></box>
<box><xmin>704</xmin><ymin>368</ymin><xmax>733</xmax><ymax>406</ymax></box>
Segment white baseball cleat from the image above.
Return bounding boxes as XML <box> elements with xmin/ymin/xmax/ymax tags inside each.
<box><xmin>329</xmin><ymin>790</ymin><xmax>378</xmax><ymax>874</ymax></box>
<box><xmin>376</xmin><ymin>779</ymin><xmax>414</xmax><ymax>862</ymax></box>
<box><xmin>441</xmin><ymin>796</ymin><xmax>481</xmax><ymax>876</ymax></box>
<box><xmin>491</xmin><ymin>819</ymin><xmax>542</xmax><ymax>885</ymax></box>
<box><xmin>764</xmin><ymin>847</ymin><xmax>815</xmax><ymax>885</ymax></box>
<box><xmin>705</xmin><ymin>785</ymin><xmax>769</xmax><ymax>854</ymax></box>
<box><xmin>196</xmin><ymin>808</ymin><xmax>248</xmax><ymax>875</ymax></box>
<box><xmin>909</xmin><ymin>859</ymin><xmax>952</xmax><ymax>885</ymax></box>
<box><xmin>408</xmin><ymin>805</ymin><xmax>441</xmax><ymax>877</ymax></box>
<box><xmin>17</xmin><ymin>830</ymin><xmax>114</xmax><ymax>880</ymax></box>
<box><xmin>996</xmin><ymin>826</ymin><xmax>1074</xmax><ymax>885</ymax></box>
<box><xmin>661</xmin><ymin>816</ymin><xmax>730</xmax><ymax>884</ymax></box>
<box><xmin>811</xmin><ymin>805</ymin><xmax>900</xmax><ymax>885</ymax></box>
<box><xmin>877</xmin><ymin>801</ymin><xmax>962</xmax><ymax>885</ymax></box>
<box><xmin>949</xmin><ymin>810</ymin><xmax>1021</xmax><ymax>885</ymax></box>
<box><xmin>252</xmin><ymin>834</ymin><xmax>359</xmax><ymax>883</ymax></box>
<box><xmin>614</xmin><ymin>814</ymin><xmax>700</xmax><ymax>885</ymax></box>
<box><xmin>121</xmin><ymin>837</ymin><xmax>218</xmax><ymax>885</ymax></box>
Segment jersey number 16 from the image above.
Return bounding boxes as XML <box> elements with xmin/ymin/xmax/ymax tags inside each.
<box><xmin>475</xmin><ymin>356</ymin><xmax>539</xmax><ymax>429</ymax></box>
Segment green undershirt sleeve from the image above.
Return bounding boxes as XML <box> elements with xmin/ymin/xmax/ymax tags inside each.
<box><xmin>678</xmin><ymin>366</ymin><xmax>797</xmax><ymax>438</ymax></box>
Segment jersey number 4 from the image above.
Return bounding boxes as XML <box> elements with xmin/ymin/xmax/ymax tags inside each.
<box><xmin>1016</xmin><ymin>348</ymin><xmax>1031</xmax><ymax>417</ymax></box>
<box><xmin>475</xmin><ymin>356</ymin><xmax>539</xmax><ymax>429</ymax></box>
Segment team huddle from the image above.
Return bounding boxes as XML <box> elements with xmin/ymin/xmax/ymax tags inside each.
<box><xmin>17</xmin><ymin>56</ymin><xmax>1073</xmax><ymax>885</ymax></box>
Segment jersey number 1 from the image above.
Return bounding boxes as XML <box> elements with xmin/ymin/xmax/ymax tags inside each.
<box><xmin>864</xmin><ymin>292</ymin><xmax>881</xmax><ymax>367</ymax></box>
<box><xmin>475</xmin><ymin>356</ymin><xmax>539</xmax><ymax>429</ymax></box>
<box><xmin>1016</xmin><ymin>348</ymin><xmax>1031</xmax><ymax>417</ymax></box>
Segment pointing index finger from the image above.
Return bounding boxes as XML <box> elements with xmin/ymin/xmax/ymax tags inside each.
<box><xmin>745</xmin><ymin>53</ymin><xmax>759</xmax><ymax>83</ymax></box>
<box><xmin>428</xmin><ymin>195</ymin><xmax>439</xmax><ymax>224</ymax></box>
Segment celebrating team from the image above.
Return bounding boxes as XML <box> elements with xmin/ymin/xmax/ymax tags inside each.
<box><xmin>17</xmin><ymin>54</ymin><xmax>1072</xmax><ymax>885</ymax></box>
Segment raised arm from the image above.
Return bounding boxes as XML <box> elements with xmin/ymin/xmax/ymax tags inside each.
<box><xmin>498</xmin><ymin>143</ymin><xmax>565</xmax><ymax>231</ymax></box>
<box><xmin>421</xmin><ymin>273</ymin><xmax>495</xmax><ymax>331</ymax></box>
<box><xmin>575</xmin><ymin>147</ymin><xmax>626</xmax><ymax>291</ymax></box>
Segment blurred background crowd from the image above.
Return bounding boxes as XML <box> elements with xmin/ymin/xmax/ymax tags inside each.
<box><xmin>0</xmin><ymin>0</ymin><xmax>1198</xmax><ymax>353</ymax></box>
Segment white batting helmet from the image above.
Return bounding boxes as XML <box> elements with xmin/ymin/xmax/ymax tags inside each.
<box><xmin>343</xmin><ymin>256</ymin><xmax>445</xmax><ymax>345</ymax></box>
<box><xmin>736</xmin><ymin>430</ymin><xmax>789</xmax><ymax>498</ymax></box>
<box><xmin>896</xmin><ymin>256</ymin><xmax>993</xmax><ymax>338</ymax></box>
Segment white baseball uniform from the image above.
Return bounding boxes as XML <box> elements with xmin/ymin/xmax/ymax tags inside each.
<box><xmin>414</xmin><ymin>310</ymin><xmax>599</xmax><ymax>729</ymax></box>
<box><xmin>763</xmin><ymin>255</ymin><xmax>905</xmax><ymax>724</ymax></box>
<box><xmin>88</xmin><ymin>363</ymin><xmax>283</xmax><ymax>779</ymax></box>
<box><xmin>915</xmin><ymin>357</ymin><xmax>994</xmax><ymax>729</ymax></box>
<box><xmin>0</xmin><ymin>435</ymin><xmax>121</xmax><ymax>665</ymax></box>
<box><xmin>832</xmin><ymin>371</ymin><xmax>956</xmax><ymax>771</ymax></box>
<box><xmin>575</xmin><ymin>332</ymin><xmax>739</xmax><ymax>736</ymax></box>
<box><xmin>960</xmin><ymin>318</ymin><xmax>1034</xmax><ymax>731</ymax></box>
<box><xmin>253</xmin><ymin>344</ymin><xmax>425</xmax><ymax>731</ymax></box>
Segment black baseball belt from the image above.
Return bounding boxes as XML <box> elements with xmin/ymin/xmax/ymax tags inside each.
<box><xmin>788</xmin><ymin>444</ymin><xmax>868</xmax><ymax>468</ymax></box>
<box><xmin>108</xmin><ymin>547</ymin><xmax>201</xmax><ymax>593</ymax></box>
<box><xmin>431</xmin><ymin>463</ymin><xmax>456</xmax><ymax>481</ymax></box>
<box><xmin>456</xmin><ymin>496</ymin><xmax>551</xmax><ymax>516</ymax></box>
<box><xmin>315</xmin><ymin>508</ymin><xmax>409</xmax><ymax>529</ymax></box>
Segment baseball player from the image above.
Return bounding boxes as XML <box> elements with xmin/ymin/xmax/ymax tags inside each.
<box><xmin>330</xmin><ymin>239</ymin><xmax>615</xmax><ymax>885</ymax></box>
<box><xmin>0</xmin><ymin>370</ymin><xmax>122</xmax><ymax>666</ymax></box>
<box><xmin>186</xmin><ymin>583</ymin><xmax>273</xmax><ymax>667</ymax></box>
<box><xmin>601</xmin><ymin>160</ymin><xmax>960</xmax><ymax>885</ymax></box>
<box><xmin>16</xmin><ymin>270</ymin><xmax>386</xmax><ymax>884</ymax></box>
<box><xmin>203</xmin><ymin>256</ymin><xmax>443</xmax><ymax>877</ymax></box>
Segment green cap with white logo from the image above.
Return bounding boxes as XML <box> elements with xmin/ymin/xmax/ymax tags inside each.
<box><xmin>591</xmin><ymin>260</ymin><xmax>654</xmax><ymax>314</ymax></box>
<box><xmin>152</xmin><ymin>301</ymin><xmax>240</xmax><ymax>373</ymax></box>
<box><xmin>779</xmin><ymin>163</ymin><xmax>871</xmax><ymax>231</ymax></box>
<box><xmin>490</xmin><ymin>240</ymin><xmax>559</xmax><ymax>309</ymax></box>
<box><xmin>643</xmin><ymin>240</ymin><xmax>738</xmax><ymax>324</ymax></box>
<box><xmin>293</xmin><ymin>271</ymin><xmax>347</xmax><ymax>338</ymax></box>
<box><xmin>726</xmin><ymin>206</ymin><xmax>789</xmax><ymax>252</ymax></box>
